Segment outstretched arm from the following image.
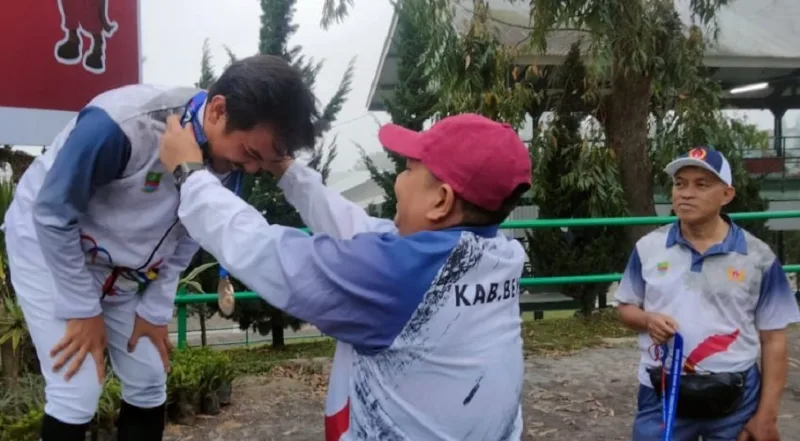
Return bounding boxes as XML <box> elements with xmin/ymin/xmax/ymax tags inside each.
<box><xmin>33</xmin><ymin>106</ymin><xmax>131</xmax><ymax>320</ymax></box>
<box><xmin>277</xmin><ymin>161</ymin><xmax>397</xmax><ymax>239</ymax></box>
<box><xmin>178</xmin><ymin>170</ymin><xmax>457</xmax><ymax>352</ymax></box>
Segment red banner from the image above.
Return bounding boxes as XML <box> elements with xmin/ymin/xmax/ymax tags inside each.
<box><xmin>0</xmin><ymin>0</ymin><xmax>140</xmax><ymax>112</ymax></box>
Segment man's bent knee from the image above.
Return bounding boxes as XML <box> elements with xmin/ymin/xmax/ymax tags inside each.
<box><xmin>123</xmin><ymin>382</ymin><xmax>167</xmax><ymax>409</ymax></box>
<box><xmin>44</xmin><ymin>379</ymin><xmax>104</xmax><ymax>424</ymax></box>
<box><xmin>121</xmin><ymin>366</ymin><xmax>167</xmax><ymax>409</ymax></box>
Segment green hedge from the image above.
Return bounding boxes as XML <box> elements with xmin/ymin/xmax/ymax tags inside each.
<box><xmin>0</xmin><ymin>347</ymin><xmax>235</xmax><ymax>441</ymax></box>
<box><xmin>167</xmin><ymin>347</ymin><xmax>235</xmax><ymax>423</ymax></box>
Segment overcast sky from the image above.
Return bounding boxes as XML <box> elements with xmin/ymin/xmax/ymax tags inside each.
<box><xmin>141</xmin><ymin>0</ymin><xmax>395</xmax><ymax>172</ymax></box>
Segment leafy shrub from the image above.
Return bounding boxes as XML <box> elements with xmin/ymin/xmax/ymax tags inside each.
<box><xmin>0</xmin><ymin>407</ymin><xmax>43</xmax><ymax>441</ymax></box>
<box><xmin>1</xmin><ymin>347</ymin><xmax>236</xmax><ymax>439</ymax></box>
<box><xmin>0</xmin><ymin>375</ymin><xmax>45</xmax><ymax>441</ymax></box>
<box><xmin>0</xmin><ymin>375</ymin><xmax>121</xmax><ymax>441</ymax></box>
<box><xmin>167</xmin><ymin>347</ymin><xmax>235</xmax><ymax>422</ymax></box>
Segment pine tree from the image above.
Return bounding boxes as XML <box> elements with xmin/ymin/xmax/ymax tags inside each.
<box><xmin>230</xmin><ymin>0</ymin><xmax>355</xmax><ymax>348</ymax></box>
<box><xmin>196</xmin><ymin>39</ymin><xmax>217</xmax><ymax>90</ymax></box>
<box><xmin>321</xmin><ymin>0</ymin><xmax>354</xmax><ymax>29</ymax></box>
<box><xmin>361</xmin><ymin>0</ymin><xmax>436</xmax><ymax>219</ymax></box>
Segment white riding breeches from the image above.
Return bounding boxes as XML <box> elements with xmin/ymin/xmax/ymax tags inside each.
<box><xmin>6</xmin><ymin>222</ymin><xmax>167</xmax><ymax>425</ymax></box>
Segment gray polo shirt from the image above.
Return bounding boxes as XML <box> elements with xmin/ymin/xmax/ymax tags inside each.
<box><xmin>615</xmin><ymin>221</ymin><xmax>800</xmax><ymax>386</ymax></box>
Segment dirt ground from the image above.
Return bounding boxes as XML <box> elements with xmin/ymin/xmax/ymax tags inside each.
<box><xmin>164</xmin><ymin>332</ymin><xmax>800</xmax><ymax>441</ymax></box>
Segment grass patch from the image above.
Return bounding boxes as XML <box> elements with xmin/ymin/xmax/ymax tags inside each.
<box><xmin>520</xmin><ymin>309</ymin><xmax>578</xmax><ymax>321</ymax></box>
<box><xmin>226</xmin><ymin>339</ymin><xmax>335</xmax><ymax>375</ymax></box>
<box><xmin>522</xmin><ymin>308</ymin><xmax>635</xmax><ymax>356</ymax></box>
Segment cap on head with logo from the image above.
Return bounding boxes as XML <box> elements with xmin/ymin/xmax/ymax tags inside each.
<box><xmin>664</xmin><ymin>146</ymin><xmax>733</xmax><ymax>186</ymax></box>
<box><xmin>377</xmin><ymin>113</ymin><xmax>532</xmax><ymax>211</ymax></box>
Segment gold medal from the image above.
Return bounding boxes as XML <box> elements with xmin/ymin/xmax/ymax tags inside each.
<box><xmin>218</xmin><ymin>276</ymin><xmax>235</xmax><ymax>317</ymax></box>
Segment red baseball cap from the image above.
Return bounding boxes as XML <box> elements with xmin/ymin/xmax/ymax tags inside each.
<box><xmin>378</xmin><ymin>113</ymin><xmax>532</xmax><ymax>211</ymax></box>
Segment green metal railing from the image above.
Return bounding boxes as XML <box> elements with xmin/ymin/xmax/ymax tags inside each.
<box><xmin>173</xmin><ymin>210</ymin><xmax>800</xmax><ymax>349</ymax></box>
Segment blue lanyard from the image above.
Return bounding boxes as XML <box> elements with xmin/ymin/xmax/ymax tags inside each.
<box><xmin>180</xmin><ymin>91</ymin><xmax>209</xmax><ymax>151</ymax></box>
<box><xmin>180</xmin><ymin>91</ymin><xmax>242</xmax><ymax>280</ymax></box>
<box><xmin>660</xmin><ymin>333</ymin><xmax>683</xmax><ymax>441</ymax></box>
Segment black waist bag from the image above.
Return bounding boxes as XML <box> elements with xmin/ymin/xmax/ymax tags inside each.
<box><xmin>647</xmin><ymin>367</ymin><xmax>747</xmax><ymax>419</ymax></box>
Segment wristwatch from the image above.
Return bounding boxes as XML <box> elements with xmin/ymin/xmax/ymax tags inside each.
<box><xmin>173</xmin><ymin>162</ymin><xmax>205</xmax><ymax>189</ymax></box>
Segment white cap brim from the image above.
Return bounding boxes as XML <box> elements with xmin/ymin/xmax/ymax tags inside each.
<box><xmin>664</xmin><ymin>158</ymin><xmax>732</xmax><ymax>186</ymax></box>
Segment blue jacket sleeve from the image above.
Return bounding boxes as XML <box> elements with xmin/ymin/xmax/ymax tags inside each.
<box><xmin>755</xmin><ymin>258</ymin><xmax>800</xmax><ymax>331</ymax></box>
<box><xmin>277</xmin><ymin>161</ymin><xmax>398</xmax><ymax>238</ymax></box>
<box><xmin>614</xmin><ymin>248</ymin><xmax>646</xmax><ymax>307</ymax></box>
<box><xmin>33</xmin><ymin>106</ymin><xmax>131</xmax><ymax>319</ymax></box>
<box><xmin>178</xmin><ymin>171</ymin><xmax>459</xmax><ymax>354</ymax></box>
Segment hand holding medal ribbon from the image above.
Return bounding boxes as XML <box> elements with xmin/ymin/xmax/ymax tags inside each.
<box><xmin>180</xmin><ymin>91</ymin><xmax>241</xmax><ymax>317</ymax></box>
<box><xmin>660</xmin><ymin>332</ymin><xmax>684</xmax><ymax>441</ymax></box>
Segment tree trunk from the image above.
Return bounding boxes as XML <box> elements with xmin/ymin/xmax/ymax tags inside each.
<box><xmin>579</xmin><ymin>292</ymin><xmax>596</xmax><ymax>318</ymax></box>
<box><xmin>598</xmin><ymin>293</ymin><xmax>608</xmax><ymax>309</ymax></box>
<box><xmin>199</xmin><ymin>309</ymin><xmax>207</xmax><ymax>347</ymax></box>
<box><xmin>606</xmin><ymin>71</ymin><xmax>657</xmax><ymax>244</ymax></box>
<box><xmin>1</xmin><ymin>341</ymin><xmax>19</xmax><ymax>387</ymax></box>
<box><xmin>270</xmin><ymin>309</ymin><xmax>285</xmax><ymax>349</ymax></box>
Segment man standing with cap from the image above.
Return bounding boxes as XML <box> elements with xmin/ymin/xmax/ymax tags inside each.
<box><xmin>615</xmin><ymin>146</ymin><xmax>800</xmax><ymax>441</ymax></box>
<box><xmin>159</xmin><ymin>113</ymin><xmax>532</xmax><ymax>440</ymax></box>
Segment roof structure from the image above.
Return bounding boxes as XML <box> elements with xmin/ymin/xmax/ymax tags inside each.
<box><xmin>367</xmin><ymin>0</ymin><xmax>800</xmax><ymax>112</ymax></box>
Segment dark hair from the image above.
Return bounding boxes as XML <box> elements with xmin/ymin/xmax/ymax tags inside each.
<box><xmin>460</xmin><ymin>184</ymin><xmax>530</xmax><ymax>226</ymax></box>
<box><xmin>208</xmin><ymin>54</ymin><xmax>318</xmax><ymax>155</ymax></box>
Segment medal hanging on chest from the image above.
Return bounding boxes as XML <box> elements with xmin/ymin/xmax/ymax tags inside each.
<box><xmin>181</xmin><ymin>91</ymin><xmax>242</xmax><ymax>317</ymax></box>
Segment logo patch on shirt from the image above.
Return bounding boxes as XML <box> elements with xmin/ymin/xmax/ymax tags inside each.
<box><xmin>727</xmin><ymin>267</ymin><xmax>745</xmax><ymax>283</ymax></box>
<box><xmin>142</xmin><ymin>171</ymin><xmax>162</xmax><ymax>193</ymax></box>
<box><xmin>656</xmin><ymin>261</ymin><xmax>669</xmax><ymax>274</ymax></box>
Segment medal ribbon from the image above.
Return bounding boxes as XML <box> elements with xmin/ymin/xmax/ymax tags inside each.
<box><xmin>180</xmin><ymin>91</ymin><xmax>243</xmax><ymax>281</ymax></box>
<box><xmin>661</xmin><ymin>332</ymin><xmax>683</xmax><ymax>441</ymax></box>
<box><xmin>180</xmin><ymin>91</ymin><xmax>209</xmax><ymax>151</ymax></box>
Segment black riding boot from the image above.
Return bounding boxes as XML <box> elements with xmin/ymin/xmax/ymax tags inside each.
<box><xmin>116</xmin><ymin>400</ymin><xmax>166</xmax><ymax>441</ymax></box>
<box><xmin>41</xmin><ymin>413</ymin><xmax>90</xmax><ymax>441</ymax></box>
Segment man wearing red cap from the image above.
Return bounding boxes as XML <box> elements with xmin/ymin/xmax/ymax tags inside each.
<box><xmin>159</xmin><ymin>113</ymin><xmax>532</xmax><ymax>440</ymax></box>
